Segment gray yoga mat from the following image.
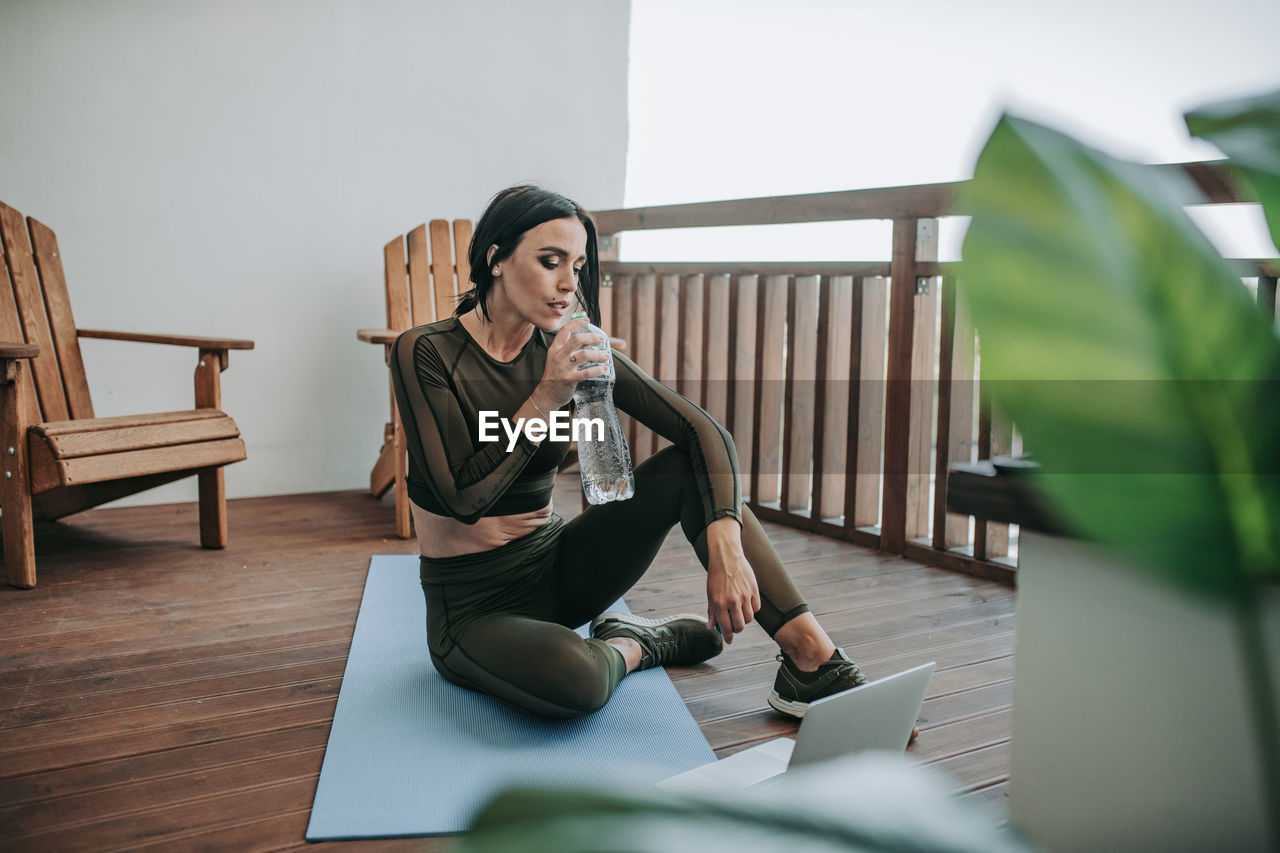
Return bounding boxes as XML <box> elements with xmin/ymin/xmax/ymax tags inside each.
<box><xmin>305</xmin><ymin>554</ymin><xmax>717</xmax><ymax>840</ymax></box>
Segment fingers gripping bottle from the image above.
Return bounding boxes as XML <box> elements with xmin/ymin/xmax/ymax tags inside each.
<box><xmin>569</xmin><ymin>314</ymin><xmax>634</xmax><ymax>504</ymax></box>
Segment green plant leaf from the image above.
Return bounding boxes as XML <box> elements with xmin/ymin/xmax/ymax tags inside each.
<box><xmin>959</xmin><ymin>115</ymin><xmax>1280</xmax><ymax>596</ymax></box>
<box><xmin>1185</xmin><ymin>89</ymin><xmax>1280</xmax><ymax>252</ymax></box>
<box><xmin>459</xmin><ymin>754</ymin><xmax>1032</xmax><ymax>853</ymax></box>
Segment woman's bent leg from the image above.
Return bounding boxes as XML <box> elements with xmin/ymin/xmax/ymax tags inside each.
<box><xmin>551</xmin><ymin>446</ymin><xmax>810</xmax><ymax>635</ymax></box>
<box><xmin>431</xmin><ymin>612</ymin><xmax>626</xmax><ymax>719</ymax></box>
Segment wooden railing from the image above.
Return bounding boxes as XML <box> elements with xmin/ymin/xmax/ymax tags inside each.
<box><xmin>593</xmin><ymin>164</ymin><xmax>1278</xmax><ymax>585</ymax></box>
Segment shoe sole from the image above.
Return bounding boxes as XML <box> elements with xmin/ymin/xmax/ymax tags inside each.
<box><xmin>766</xmin><ymin>689</ymin><xmax>810</xmax><ymax>719</ymax></box>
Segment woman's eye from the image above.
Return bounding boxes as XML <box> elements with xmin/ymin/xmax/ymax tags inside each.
<box><xmin>572</xmin><ymin>266</ymin><xmax>584</xmax><ymax>278</ymax></box>
<box><xmin>540</xmin><ymin>256</ymin><xmax>559</xmax><ymax>270</ymax></box>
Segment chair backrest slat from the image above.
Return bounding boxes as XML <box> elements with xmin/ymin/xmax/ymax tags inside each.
<box><xmin>0</xmin><ymin>202</ymin><xmax>70</xmax><ymax>423</ymax></box>
<box><xmin>406</xmin><ymin>225</ymin><xmax>432</xmax><ymax>326</ymax></box>
<box><xmin>428</xmin><ymin>220</ymin><xmax>456</xmax><ymax>324</ymax></box>
<box><xmin>0</xmin><ymin>248</ymin><xmax>44</xmax><ymax>426</ymax></box>
<box><xmin>28</xmin><ymin>217</ymin><xmax>93</xmax><ymax>419</ymax></box>
<box><xmin>383</xmin><ymin>235</ymin><xmax>411</xmax><ymax>334</ymax></box>
<box><xmin>453</xmin><ymin>220</ymin><xmax>473</xmax><ymax>299</ymax></box>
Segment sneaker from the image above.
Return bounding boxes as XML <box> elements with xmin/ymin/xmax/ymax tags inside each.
<box><xmin>590</xmin><ymin>611</ymin><xmax>724</xmax><ymax>671</ymax></box>
<box><xmin>767</xmin><ymin>648</ymin><xmax>869</xmax><ymax>718</ymax></box>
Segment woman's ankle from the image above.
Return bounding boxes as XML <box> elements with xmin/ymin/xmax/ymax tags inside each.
<box><xmin>773</xmin><ymin>613</ymin><xmax>837</xmax><ymax>671</ymax></box>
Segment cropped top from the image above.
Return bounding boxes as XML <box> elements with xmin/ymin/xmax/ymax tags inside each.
<box><xmin>389</xmin><ymin>315</ymin><xmax>743</xmax><ymax>528</ymax></box>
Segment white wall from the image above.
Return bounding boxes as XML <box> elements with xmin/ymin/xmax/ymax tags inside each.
<box><xmin>0</xmin><ymin>0</ymin><xmax>630</xmax><ymax>504</ymax></box>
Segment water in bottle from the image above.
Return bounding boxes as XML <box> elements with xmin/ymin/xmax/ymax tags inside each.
<box><xmin>569</xmin><ymin>315</ymin><xmax>634</xmax><ymax>504</ymax></box>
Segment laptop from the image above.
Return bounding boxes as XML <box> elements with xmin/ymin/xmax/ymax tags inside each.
<box><xmin>656</xmin><ymin>662</ymin><xmax>935</xmax><ymax>795</ymax></box>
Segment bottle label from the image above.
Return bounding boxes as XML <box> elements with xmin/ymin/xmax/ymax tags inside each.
<box><xmin>477</xmin><ymin>410</ymin><xmax>605</xmax><ymax>452</ymax></box>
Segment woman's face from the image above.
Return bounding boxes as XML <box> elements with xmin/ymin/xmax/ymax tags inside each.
<box><xmin>490</xmin><ymin>217</ymin><xmax>588</xmax><ymax>331</ymax></box>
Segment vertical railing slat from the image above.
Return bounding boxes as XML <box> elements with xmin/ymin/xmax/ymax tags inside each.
<box><xmin>755</xmin><ymin>275</ymin><xmax>788</xmax><ymax>505</ymax></box>
<box><xmin>933</xmin><ymin>276</ymin><xmax>957</xmax><ymax>551</ymax></box>
<box><xmin>905</xmin><ymin>219</ymin><xmax>939</xmax><ymax>542</ymax></box>
<box><xmin>613</xmin><ymin>274</ymin><xmax>637</xmax><ymax>455</ymax></box>
<box><xmin>881</xmin><ymin>219</ymin><xmax>920</xmax><ymax>552</ymax></box>
<box><xmin>852</xmin><ymin>277</ymin><xmax>887</xmax><ymax>528</ymax></box>
<box><xmin>819</xmin><ymin>276</ymin><xmax>853</xmax><ymax>522</ymax></box>
<box><xmin>945</xmin><ymin>284</ymin><xmax>976</xmax><ymax>548</ymax></box>
<box><xmin>632</xmin><ymin>274</ymin><xmax>658</xmax><ymax>465</ymax></box>
<box><xmin>733</xmin><ymin>275</ymin><xmax>759</xmax><ymax>501</ymax></box>
<box><xmin>680</xmin><ymin>274</ymin><xmax>705</xmax><ymax>409</ymax></box>
<box><xmin>705</xmin><ymin>274</ymin><xmax>731</xmax><ymax>428</ymax></box>
<box><xmin>786</xmin><ymin>275</ymin><xmax>819</xmax><ymax>513</ymax></box>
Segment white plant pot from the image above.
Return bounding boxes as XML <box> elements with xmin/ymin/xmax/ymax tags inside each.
<box><xmin>1010</xmin><ymin>530</ymin><xmax>1280</xmax><ymax>853</ymax></box>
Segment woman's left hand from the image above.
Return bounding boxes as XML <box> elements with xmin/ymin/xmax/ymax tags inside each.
<box><xmin>704</xmin><ymin>517</ymin><xmax>761</xmax><ymax>644</ymax></box>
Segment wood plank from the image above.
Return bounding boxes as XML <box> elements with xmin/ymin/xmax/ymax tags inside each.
<box><xmin>47</xmin><ymin>438</ymin><xmax>245</xmax><ymax>491</ymax></box>
<box><xmin>632</xmin><ymin>274</ymin><xmax>658</xmax><ymax>463</ymax></box>
<box><xmin>754</xmin><ymin>276</ymin><xmax>787</xmax><ymax>504</ymax></box>
<box><xmin>36</xmin><ymin>409</ymin><xmax>226</xmax><ymax>435</ymax></box>
<box><xmin>906</xmin><ymin>219</ymin><xmax>939</xmax><ymax>541</ymax></box>
<box><xmin>1</xmin><ymin>360</ymin><xmax>36</xmax><ymax>587</ymax></box>
<box><xmin>679</xmin><ymin>274</ymin><xmax>704</xmax><ymax>408</ymax></box>
<box><xmin>881</xmin><ymin>219</ymin><xmax>920</xmax><ymax>553</ymax></box>
<box><xmin>0</xmin><ymin>202</ymin><xmax>68</xmax><ymax>422</ymax></box>
<box><xmin>76</xmin><ymin>329</ymin><xmax>254</xmax><ymax>350</ymax></box>
<box><xmin>598</xmin><ymin>271</ymin><xmax>614</xmax><ymax>334</ymax></box>
<box><xmin>654</xmin><ymin>273</ymin><xmax>680</xmax><ymax>456</ymax></box>
<box><xmin>854</xmin><ymin>276</ymin><xmax>887</xmax><ymax>527</ymax></box>
<box><xmin>612</xmin><ymin>275</ymin><xmax>637</xmax><ymax>454</ymax></box>
<box><xmin>406</xmin><ymin>224</ymin><xmax>431</xmax><ymax>326</ymax></box>
<box><xmin>603</xmin><ymin>260</ymin><xmax>891</xmax><ymax>278</ymax></box>
<box><xmin>27</xmin><ymin>217</ymin><xmax>93</xmax><ymax>419</ymax></box>
<box><xmin>945</xmin><ymin>280</ymin><xmax>976</xmax><ymax>547</ymax></box>
<box><xmin>382</xmin><ymin>235</ymin><xmax>410</xmax><ymax>333</ymax></box>
<box><xmin>592</xmin><ymin>181</ymin><xmax>959</xmax><ymax>234</ymax></box>
<box><xmin>730</xmin><ymin>275</ymin><xmax>758</xmax><ymax>497</ymax></box>
<box><xmin>453</xmin><ymin>219</ymin><xmax>473</xmax><ymax>299</ymax></box>
<box><xmin>819</xmin><ymin>276</ymin><xmax>853</xmax><ymax>521</ymax></box>
<box><xmin>428</xmin><ymin>220</ymin><xmax>455</xmax><ymax>324</ymax></box>
<box><xmin>785</xmin><ymin>275</ymin><xmax>819</xmax><ymax>513</ymax></box>
<box><xmin>43</xmin><ymin>415</ymin><xmax>239</xmax><ymax>458</ymax></box>
<box><xmin>704</xmin><ymin>274</ymin><xmax>730</xmax><ymax>427</ymax></box>
<box><xmin>369</xmin><ymin>434</ymin><xmax>396</xmax><ymax>497</ymax></box>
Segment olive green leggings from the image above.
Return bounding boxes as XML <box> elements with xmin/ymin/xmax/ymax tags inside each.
<box><xmin>419</xmin><ymin>446</ymin><xmax>810</xmax><ymax>718</ymax></box>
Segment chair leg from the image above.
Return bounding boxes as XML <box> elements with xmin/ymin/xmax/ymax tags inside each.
<box><xmin>1</xmin><ymin>368</ymin><xmax>36</xmax><ymax>588</ymax></box>
<box><xmin>198</xmin><ymin>467</ymin><xmax>228</xmax><ymax>548</ymax></box>
<box><xmin>393</xmin><ymin>422</ymin><xmax>411</xmax><ymax>539</ymax></box>
<box><xmin>1</xmin><ymin>475</ymin><xmax>36</xmax><ymax>589</ymax></box>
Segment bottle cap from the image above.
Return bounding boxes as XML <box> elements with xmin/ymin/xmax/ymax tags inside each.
<box><xmin>569</xmin><ymin>312</ymin><xmax>588</xmax><ymax>321</ymax></box>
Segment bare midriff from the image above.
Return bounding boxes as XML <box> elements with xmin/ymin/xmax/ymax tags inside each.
<box><xmin>412</xmin><ymin>501</ymin><xmax>555</xmax><ymax>558</ymax></box>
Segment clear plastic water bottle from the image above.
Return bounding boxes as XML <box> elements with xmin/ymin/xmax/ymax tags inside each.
<box><xmin>569</xmin><ymin>314</ymin><xmax>634</xmax><ymax>504</ymax></box>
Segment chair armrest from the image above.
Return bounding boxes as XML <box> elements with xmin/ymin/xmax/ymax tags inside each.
<box><xmin>0</xmin><ymin>341</ymin><xmax>39</xmax><ymax>359</ymax></box>
<box><xmin>358</xmin><ymin>328</ymin><xmax>399</xmax><ymax>345</ymax></box>
<box><xmin>78</xmin><ymin>329</ymin><xmax>255</xmax><ymax>350</ymax></box>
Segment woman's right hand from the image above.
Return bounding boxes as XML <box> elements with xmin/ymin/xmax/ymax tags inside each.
<box><xmin>536</xmin><ymin>316</ymin><xmax>611</xmax><ymax>406</ymax></box>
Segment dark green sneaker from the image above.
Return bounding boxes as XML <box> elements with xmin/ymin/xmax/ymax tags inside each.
<box><xmin>768</xmin><ymin>648</ymin><xmax>868</xmax><ymax>718</ymax></box>
<box><xmin>590</xmin><ymin>611</ymin><xmax>724</xmax><ymax>670</ymax></box>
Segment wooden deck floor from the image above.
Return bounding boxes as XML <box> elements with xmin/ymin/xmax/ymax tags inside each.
<box><xmin>0</xmin><ymin>476</ymin><xmax>1015</xmax><ymax>851</ymax></box>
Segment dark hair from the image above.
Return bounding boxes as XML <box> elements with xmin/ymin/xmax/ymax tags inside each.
<box><xmin>456</xmin><ymin>184</ymin><xmax>601</xmax><ymax>326</ymax></box>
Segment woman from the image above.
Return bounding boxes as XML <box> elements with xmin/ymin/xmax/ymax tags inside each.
<box><xmin>390</xmin><ymin>185</ymin><xmax>874</xmax><ymax>720</ymax></box>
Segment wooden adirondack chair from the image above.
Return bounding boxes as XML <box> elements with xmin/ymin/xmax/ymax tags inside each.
<box><xmin>359</xmin><ymin>219</ymin><xmax>474</xmax><ymax>539</ymax></box>
<box><xmin>0</xmin><ymin>201</ymin><xmax>254</xmax><ymax>588</ymax></box>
